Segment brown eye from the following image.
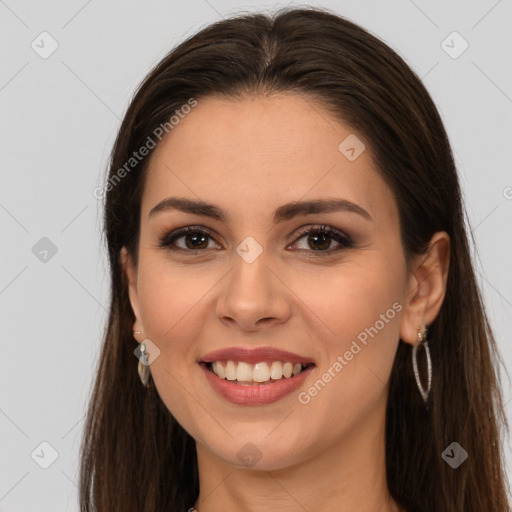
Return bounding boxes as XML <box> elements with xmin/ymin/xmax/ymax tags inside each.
<box><xmin>180</xmin><ymin>231</ymin><xmax>210</xmax><ymax>250</ymax></box>
<box><xmin>159</xmin><ymin>227</ymin><xmax>219</xmax><ymax>252</ymax></box>
<box><xmin>290</xmin><ymin>225</ymin><xmax>354</xmax><ymax>254</ymax></box>
<box><xmin>158</xmin><ymin>224</ymin><xmax>354</xmax><ymax>256</ymax></box>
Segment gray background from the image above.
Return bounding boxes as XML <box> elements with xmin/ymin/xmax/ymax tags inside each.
<box><xmin>1</xmin><ymin>0</ymin><xmax>511</xmax><ymax>510</ymax></box>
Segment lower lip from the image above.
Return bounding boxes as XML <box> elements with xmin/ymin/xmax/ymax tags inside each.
<box><xmin>200</xmin><ymin>363</ymin><xmax>314</xmax><ymax>405</ymax></box>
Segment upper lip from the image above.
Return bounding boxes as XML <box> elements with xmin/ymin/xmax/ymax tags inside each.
<box><xmin>199</xmin><ymin>346</ymin><xmax>316</xmax><ymax>365</ymax></box>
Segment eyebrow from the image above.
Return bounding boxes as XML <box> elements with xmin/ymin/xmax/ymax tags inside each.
<box><xmin>148</xmin><ymin>197</ymin><xmax>373</xmax><ymax>223</ymax></box>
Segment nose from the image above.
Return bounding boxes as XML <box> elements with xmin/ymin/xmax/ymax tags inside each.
<box><xmin>216</xmin><ymin>250</ymin><xmax>291</xmax><ymax>332</ymax></box>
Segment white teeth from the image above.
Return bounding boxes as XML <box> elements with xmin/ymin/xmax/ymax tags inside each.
<box><xmin>236</xmin><ymin>362</ymin><xmax>253</xmax><ymax>382</ymax></box>
<box><xmin>212</xmin><ymin>361</ymin><xmax>225</xmax><ymax>379</ymax></box>
<box><xmin>225</xmin><ymin>360</ymin><xmax>237</xmax><ymax>381</ymax></box>
<box><xmin>270</xmin><ymin>361</ymin><xmax>283</xmax><ymax>379</ymax></box>
<box><xmin>253</xmin><ymin>362</ymin><xmax>270</xmax><ymax>383</ymax></box>
<box><xmin>209</xmin><ymin>360</ymin><xmax>309</xmax><ymax>383</ymax></box>
<box><xmin>283</xmin><ymin>362</ymin><xmax>293</xmax><ymax>378</ymax></box>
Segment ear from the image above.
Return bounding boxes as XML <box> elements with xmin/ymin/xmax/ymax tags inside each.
<box><xmin>120</xmin><ymin>246</ymin><xmax>143</xmax><ymax>332</ymax></box>
<box><xmin>399</xmin><ymin>231</ymin><xmax>450</xmax><ymax>345</ymax></box>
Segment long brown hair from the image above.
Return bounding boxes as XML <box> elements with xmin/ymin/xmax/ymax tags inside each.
<box><xmin>80</xmin><ymin>6</ymin><xmax>511</xmax><ymax>511</ymax></box>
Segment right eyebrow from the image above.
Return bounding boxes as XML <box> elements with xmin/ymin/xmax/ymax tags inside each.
<box><xmin>148</xmin><ymin>197</ymin><xmax>373</xmax><ymax>223</ymax></box>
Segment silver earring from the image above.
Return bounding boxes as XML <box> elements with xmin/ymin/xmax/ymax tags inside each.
<box><xmin>137</xmin><ymin>342</ymin><xmax>151</xmax><ymax>388</ymax></box>
<box><xmin>412</xmin><ymin>326</ymin><xmax>432</xmax><ymax>406</ymax></box>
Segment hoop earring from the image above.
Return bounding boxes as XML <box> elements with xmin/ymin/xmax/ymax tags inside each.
<box><xmin>412</xmin><ymin>326</ymin><xmax>432</xmax><ymax>406</ymax></box>
<box><xmin>137</xmin><ymin>342</ymin><xmax>151</xmax><ymax>388</ymax></box>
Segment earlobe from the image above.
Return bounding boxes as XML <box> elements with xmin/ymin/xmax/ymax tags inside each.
<box><xmin>399</xmin><ymin>231</ymin><xmax>450</xmax><ymax>346</ymax></box>
<box><xmin>120</xmin><ymin>247</ymin><xmax>142</xmax><ymax>323</ymax></box>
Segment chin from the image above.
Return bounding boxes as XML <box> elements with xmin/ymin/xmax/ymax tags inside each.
<box><xmin>203</xmin><ymin>434</ymin><xmax>310</xmax><ymax>472</ymax></box>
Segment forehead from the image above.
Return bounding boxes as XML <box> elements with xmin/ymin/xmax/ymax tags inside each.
<box><xmin>142</xmin><ymin>93</ymin><xmax>396</xmax><ymax>225</ymax></box>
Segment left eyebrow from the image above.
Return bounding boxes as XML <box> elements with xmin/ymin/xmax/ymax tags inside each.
<box><xmin>273</xmin><ymin>198</ymin><xmax>373</xmax><ymax>222</ymax></box>
<box><xmin>148</xmin><ymin>197</ymin><xmax>373</xmax><ymax>223</ymax></box>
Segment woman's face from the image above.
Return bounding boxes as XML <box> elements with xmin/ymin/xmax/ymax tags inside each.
<box><xmin>124</xmin><ymin>93</ymin><xmax>413</xmax><ymax>470</ymax></box>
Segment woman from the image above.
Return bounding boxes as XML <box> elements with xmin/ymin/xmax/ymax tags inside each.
<box><xmin>80</xmin><ymin>6</ymin><xmax>511</xmax><ymax>512</ymax></box>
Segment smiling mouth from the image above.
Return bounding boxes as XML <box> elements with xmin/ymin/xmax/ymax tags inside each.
<box><xmin>203</xmin><ymin>360</ymin><xmax>315</xmax><ymax>385</ymax></box>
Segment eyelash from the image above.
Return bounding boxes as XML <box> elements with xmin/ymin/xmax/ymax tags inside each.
<box><xmin>158</xmin><ymin>225</ymin><xmax>354</xmax><ymax>256</ymax></box>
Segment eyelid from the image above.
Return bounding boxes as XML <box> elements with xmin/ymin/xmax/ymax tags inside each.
<box><xmin>288</xmin><ymin>224</ymin><xmax>354</xmax><ymax>251</ymax></box>
<box><xmin>157</xmin><ymin>225</ymin><xmax>219</xmax><ymax>250</ymax></box>
<box><xmin>158</xmin><ymin>224</ymin><xmax>354</xmax><ymax>254</ymax></box>
<box><xmin>291</xmin><ymin>223</ymin><xmax>351</xmax><ymax>241</ymax></box>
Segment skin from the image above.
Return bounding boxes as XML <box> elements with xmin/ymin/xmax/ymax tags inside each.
<box><xmin>121</xmin><ymin>93</ymin><xmax>450</xmax><ymax>512</ymax></box>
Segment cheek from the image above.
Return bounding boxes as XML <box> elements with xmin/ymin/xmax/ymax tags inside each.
<box><xmin>135</xmin><ymin>261</ymin><xmax>207</xmax><ymax>422</ymax></box>
<box><xmin>298</xmin><ymin>258</ymin><xmax>404</xmax><ymax>412</ymax></box>
<box><xmin>137</xmin><ymin>258</ymin><xmax>211</xmax><ymax>341</ymax></box>
<box><xmin>301</xmin><ymin>258</ymin><xmax>403</xmax><ymax>346</ymax></box>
